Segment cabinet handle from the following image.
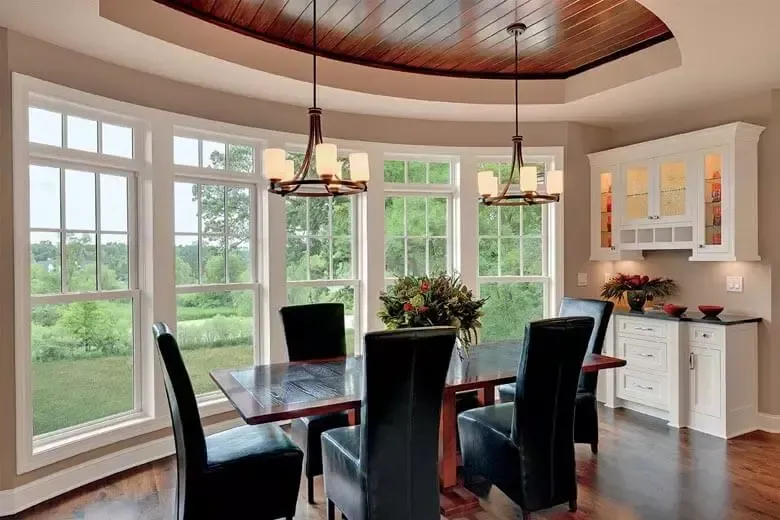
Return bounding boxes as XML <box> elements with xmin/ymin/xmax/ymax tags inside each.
<box><xmin>701</xmin><ymin>333</ymin><xmax>711</xmax><ymax>339</ymax></box>
<box><xmin>634</xmin><ymin>326</ymin><xmax>654</xmax><ymax>331</ymax></box>
<box><xmin>634</xmin><ymin>384</ymin><xmax>654</xmax><ymax>391</ymax></box>
<box><xmin>689</xmin><ymin>353</ymin><xmax>694</xmax><ymax>370</ymax></box>
<box><xmin>638</xmin><ymin>353</ymin><xmax>655</xmax><ymax>358</ymax></box>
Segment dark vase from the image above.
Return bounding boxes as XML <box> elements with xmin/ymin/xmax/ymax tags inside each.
<box><xmin>626</xmin><ymin>290</ymin><xmax>647</xmax><ymax>312</ymax></box>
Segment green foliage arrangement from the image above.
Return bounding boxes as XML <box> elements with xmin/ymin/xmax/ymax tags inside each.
<box><xmin>600</xmin><ymin>273</ymin><xmax>678</xmax><ymax>302</ymax></box>
<box><xmin>378</xmin><ymin>274</ymin><xmax>486</xmax><ymax>347</ymax></box>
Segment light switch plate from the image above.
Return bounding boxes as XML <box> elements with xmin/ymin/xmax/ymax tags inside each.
<box><xmin>577</xmin><ymin>273</ymin><xmax>588</xmax><ymax>287</ymax></box>
<box><xmin>726</xmin><ymin>276</ymin><xmax>743</xmax><ymax>293</ymax></box>
<box><xmin>604</xmin><ymin>273</ymin><xmax>613</xmax><ymax>284</ymax></box>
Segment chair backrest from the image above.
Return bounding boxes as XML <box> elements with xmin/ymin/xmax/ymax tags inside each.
<box><xmin>152</xmin><ymin>322</ymin><xmax>207</xmax><ymax>519</ymax></box>
<box><xmin>280</xmin><ymin>303</ymin><xmax>347</xmax><ymax>361</ymax></box>
<box><xmin>359</xmin><ymin>327</ymin><xmax>456</xmax><ymax>520</ymax></box>
<box><xmin>559</xmin><ymin>297</ymin><xmax>614</xmax><ymax>394</ymax></box>
<box><xmin>510</xmin><ymin>317</ymin><xmax>593</xmax><ymax>503</ymax></box>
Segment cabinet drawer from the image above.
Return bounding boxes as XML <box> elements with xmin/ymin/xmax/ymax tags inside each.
<box><xmin>616</xmin><ymin>369</ymin><xmax>668</xmax><ymax>409</ymax></box>
<box><xmin>616</xmin><ymin>317</ymin><xmax>668</xmax><ymax>339</ymax></box>
<box><xmin>689</xmin><ymin>325</ymin><xmax>722</xmax><ymax>347</ymax></box>
<box><xmin>617</xmin><ymin>337</ymin><xmax>667</xmax><ymax>374</ymax></box>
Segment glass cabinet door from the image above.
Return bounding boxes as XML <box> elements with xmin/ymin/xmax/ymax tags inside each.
<box><xmin>658</xmin><ymin>158</ymin><xmax>687</xmax><ymax>220</ymax></box>
<box><xmin>622</xmin><ymin>164</ymin><xmax>650</xmax><ymax>224</ymax></box>
<box><xmin>702</xmin><ymin>152</ymin><xmax>723</xmax><ymax>246</ymax></box>
<box><xmin>599</xmin><ymin>172</ymin><xmax>614</xmax><ymax>249</ymax></box>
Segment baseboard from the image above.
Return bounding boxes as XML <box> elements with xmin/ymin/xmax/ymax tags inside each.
<box><xmin>0</xmin><ymin>418</ymin><xmax>244</xmax><ymax>517</ymax></box>
<box><xmin>757</xmin><ymin>413</ymin><xmax>780</xmax><ymax>433</ymax></box>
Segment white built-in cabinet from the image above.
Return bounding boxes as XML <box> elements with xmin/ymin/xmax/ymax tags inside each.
<box><xmin>589</xmin><ymin>123</ymin><xmax>764</xmax><ymax>261</ymax></box>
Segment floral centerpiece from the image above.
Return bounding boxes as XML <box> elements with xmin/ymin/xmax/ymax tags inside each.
<box><xmin>378</xmin><ymin>274</ymin><xmax>486</xmax><ymax>357</ymax></box>
<box><xmin>600</xmin><ymin>273</ymin><xmax>678</xmax><ymax>312</ymax></box>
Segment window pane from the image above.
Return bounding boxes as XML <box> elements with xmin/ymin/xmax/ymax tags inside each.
<box><xmin>333</xmin><ymin>237</ymin><xmax>352</xmax><ymax>279</ymax></box>
<box><xmin>174</xmin><ymin>182</ymin><xmax>199</xmax><ymax>234</ymax></box>
<box><xmin>522</xmin><ymin>237</ymin><xmax>543</xmax><ymax>276</ymax></box>
<box><xmin>523</xmin><ymin>205</ymin><xmax>542</xmax><ymax>235</ymax></box>
<box><xmin>30</xmin><ymin>165</ymin><xmax>60</xmax><ymax>229</ymax></box>
<box><xmin>225</xmin><ymin>186</ymin><xmax>250</xmax><ymax>244</ymax></box>
<box><xmin>175</xmin><ymin>235</ymin><xmax>199</xmax><ymax>285</ymax></box>
<box><xmin>101</xmin><ymin>123</ymin><xmax>133</xmax><ymax>158</ymax></box>
<box><xmin>286</xmin><ymin>237</ymin><xmax>307</xmax><ymax>281</ymax></box>
<box><xmin>500</xmin><ymin>207</ymin><xmax>522</xmax><ymax>236</ymax></box>
<box><xmin>202</xmin><ymin>140</ymin><xmax>226</xmax><ymax>169</ymax></box>
<box><xmin>286</xmin><ymin>198</ymin><xmax>307</xmax><ymax>234</ymax></box>
<box><xmin>202</xmin><ymin>235</ymin><xmax>226</xmax><ymax>284</ymax></box>
<box><xmin>429</xmin><ymin>238</ymin><xmax>447</xmax><ymax>275</ymax></box>
<box><xmin>227</xmin><ymin>238</ymin><xmax>251</xmax><ymax>283</ymax></box>
<box><xmin>332</xmin><ymin>198</ymin><xmax>352</xmax><ymax>236</ymax></box>
<box><xmin>177</xmin><ymin>291</ymin><xmax>254</xmax><ymax>395</ymax></box>
<box><xmin>478</xmin><ymin>238</ymin><xmax>498</xmax><ymax>276</ymax></box>
<box><xmin>384</xmin><ymin>197</ymin><xmax>405</xmax><ymax>236</ymax></box>
<box><xmin>308</xmin><ymin>238</ymin><xmax>329</xmax><ymax>280</ymax></box>
<box><xmin>65</xmin><ymin>170</ymin><xmax>96</xmax><ymax>230</ymax></box>
<box><xmin>228</xmin><ymin>144</ymin><xmax>254</xmax><ymax>173</ymax></box>
<box><xmin>32</xmin><ymin>298</ymin><xmax>134</xmax><ymax>436</ymax></box>
<box><xmin>31</xmin><ymin>232</ymin><xmax>61</xmax><ymax>294</ymax></box>
<box><xmin>408</xmin><ymin>161</ymin><xmax>426</xmax><ymax>183</ymax></box>
<box><xmin>287</xmin><ymin>286</ymin><xmax>355</xmax><ymax>354</ymax></box>
<box><xmin>174</xmin><ymin>136</ymin><xmax>199</xmax><ymax>166</ymax></box>
<box><xmin>478</xmin><ymin>205</ymin><xmax>498</xmax><ymax>236</ymax></box>
<box><xmin>479</xmin><ymin>283</ymin><xmax>544</xmax><ymax>342</ymax></box>
<box><xmin>406</xmin><ymin>197</ymin><xmax>426</xmax><ymax>236</ymax></box>
<box><xmin>100</xmin><ymin>234</ymin><xmax>129</xmax><ymax>290</ymax></box>
<box><xmin>29</xmin><ymin>107</ymin><xmax>62</xmax><ymax>147</ymax></box>
<box><xmin>100</xmin><ymin>174</ymin><xmax>128</xmax><ymax>232</ymax></box>
<box><xmin>407</xmin><ymin>237</ymin><xmax>426</xmax><ymax>276</ymax></box>
<box><xmin>428</xmin><ymin>197</ymin><xmax>447</xmax><ymax>236</ymax></box>
<box><xmin>384</xmin><ymin>160</ymin><xmax>405</xmax><ymax>183</ymax></box>
<box><xmin>500</xmin><ymin>238</ymin><xmax>521</xmax><ymax>276</ymax></box>
<box><xmin>200</xmin><ymin>184</ymin><xmax>226</xmax><ymax>234</ymax></box>
<box><xmin>308</xmin><ymin>198</ymin><xmax>329</xmax><ymax>236</ymax></box>
<box><xmin>385</xmin><ymin>237</ymin><xmax>405</xmax><ymax>278</ymax></box>
<box><xmin>66</xmin><ymin>233</ymin><xmax>97</xmax><ymax>292</ymax></box>
<box><xmin>428</xmin><ymin>162</ymin><xmax>450</xmax><ymax>184</ymax></box>
<box><xmin>66</xmin><ymin>115</ymin><xmax>98</xmax><ymax>153</ymax></box>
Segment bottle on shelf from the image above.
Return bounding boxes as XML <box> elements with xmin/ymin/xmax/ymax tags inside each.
<box><xmin>606</xmin><ymin>192</ymin><xmax>612</xmax><ymax>212</ymax></box>
<box><xmin>713</xmin><ymin>205</ymin><xmax>721</xmax><ymax>226</ymax></box>
<box><xmin>712</xmin><ymin>170</ymin><xmax>721</xmax><ymax>202</ymax></box>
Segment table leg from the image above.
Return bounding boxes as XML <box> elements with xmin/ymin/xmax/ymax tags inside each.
<box><xmin>347</xmin><ymin>406</ymin><xmax>360</xmax><ymax>426</ymax></box>
<box><xmin>476</xmin><ymin>384</ymin><xmax>496</xmax><ymax>407</ymax></box>
<box><xmin>439</xmin><ymin>388</ymin><xmax>481</xmax><ymax>517</ymax></box>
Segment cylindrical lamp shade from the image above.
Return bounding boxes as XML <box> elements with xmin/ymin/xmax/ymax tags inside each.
<box><xmin>478</xmin><ymin>171</ymin><xmax>495</xmax><ymax>196</ymax></box>
<box><xmin>547</xmin><ymin>170</ymin><xmax>564</xmax><ymax>195</ymax></box>
<box><xmin>520</xmin><ymin>166</ymin><xmax>538</xmax><ymax>192</ymax></box>
<box><xmin>281</xmin><ymin>160</ymin><xmax>295</xmax><ymax>182</ymax></box>
<box><xmin>263</xmin><ymin>148</ymin><xmax>287</xmax><ymax>180</ymax></box>
<box><xmin>349</xmin><ymin>152</ymin><xmax>370</xmax><ymax>182</ymax></box>
<box><xmin>316</xmin><ymin>143</ymin><xmax>338</xmax><ymax>178</ymax></box>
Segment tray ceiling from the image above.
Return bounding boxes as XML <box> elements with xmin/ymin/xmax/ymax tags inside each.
<box><xmin>153</xmin><ymin>0</ymin><xmax>673</xmax><ymax>79</ymax></box>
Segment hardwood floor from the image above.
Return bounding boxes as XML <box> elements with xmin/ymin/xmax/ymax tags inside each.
<box><xmin>16</xmin><ymin>407</ymin><xmax>780</xmax><ymax>520</ymax></box>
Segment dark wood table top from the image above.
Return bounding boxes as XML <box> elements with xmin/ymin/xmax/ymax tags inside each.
<box><xmin>211</xmin><ymin>342</ymin><xmax>627</xmax><ymax>425</ymax></box>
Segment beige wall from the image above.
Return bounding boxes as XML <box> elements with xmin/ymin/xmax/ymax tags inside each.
<box><xmin>609</xmin><ymin>92</ymin><xmax>779</xmax><ymax>414</ymax></box>
<box><xmin>0</xmin><ymin>29</ymin><xmax>599</xmax><ymax>489</ymax></box>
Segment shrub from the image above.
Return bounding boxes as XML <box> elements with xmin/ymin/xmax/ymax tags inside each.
<box><xmin>176</xmin><ymin>315</ymin><xmax>252</xmax><ymax>350</ymax></box>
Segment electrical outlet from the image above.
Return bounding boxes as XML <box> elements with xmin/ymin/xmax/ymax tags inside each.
<box><xmin>604</xmin><ymin>272</ymin><xmax>613</xmax><ymax>284</ymax></box>
<box><xmin>577</xmin><ymin>273</ymin><xmax>588</xmax><ymax>287</ymax></box>
<box><xmin>726</xmin><ymin>276</ymin><xmax>743</xmax><ymax>293</ymax></box>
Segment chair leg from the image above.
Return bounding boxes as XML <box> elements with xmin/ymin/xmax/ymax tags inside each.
<box><xmin>327</xmin><ymin>499</ymin><xmax>336</xmax><ymax>520</ymax></box>
<box><xmin>569</xmin><ymin>499</ymin><xmax>578</xmax><ymax>512</ymax></box>
<box><xmin>307</xmin><ymin>476</ymin><xmax>315</xmax><ymax>504</ymax></box>
<box><xmin>590</xmin><ymin>442</ymin><xmax>598</xmax><ymax>454</ymax></box>
<box><xmin>522</xmin><ymin>512</ymin><xmax>531</xmax><ymax>520</ymax></box>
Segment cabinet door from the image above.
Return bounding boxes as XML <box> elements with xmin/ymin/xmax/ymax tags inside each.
<box><xmin>689</xmin><ymin>345</ymin><xmax>722</xmax><ymax>418</ymax></box>
<box><xmin>694</xmin><ymin>147</ymin><xmax>730</xmax><ymax>255</ymax></box>
<box><xmin>591</xmin><ymin>168</ymin><xmax>617</xmax><ymax>259</ymax></box>
<box><xmin>655</xmin><ymin>154</ymin><xmax>695</xmax><ymax>223</ymax></box>
<box><xmin>619</xmin><ymin>162</ymin><xmax>652</xmax><ymax>226</ymax></box>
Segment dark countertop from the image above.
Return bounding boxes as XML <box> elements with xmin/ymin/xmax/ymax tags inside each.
<box><xmin>613</xmin><ymin>308</ymin><xmax>762</xmax><ymax>326</ymax></box>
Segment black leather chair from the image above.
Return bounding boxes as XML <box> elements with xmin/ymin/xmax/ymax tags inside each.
<box><xmin>280</xmin><ymin>303</ymin><xmax>352</xmax><ymax>504</ymax></box>
<box><xmin>458</xmin><ymin>317</ymin><xmax>593</xmax><ymax>520</ymax></box>
<box><xmin>497</xmin><ymin>297</ymin><xmax>614</xmax><ymax>453</ymax></box>
<box><xmin>321</xmin><ymin>327</ymin><xmax>456</xmax><ymax>520</ymax></box>
<box><xmin>153</xmin><ymin>323</ymin><xmax>303</xmax><ymax>520</ymax></box>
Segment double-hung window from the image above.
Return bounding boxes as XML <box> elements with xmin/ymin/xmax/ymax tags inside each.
<box><xmin>173</xmin><ymin>134</ymin><xmax>260</xmax><ymax>397</ymax></box>
<box><xmin>476</xmin><ymin>159</ymin><xmax>552</xmax><ymax>342</ymax></box>
<box><xmin>20</xmin><ymin>99</ymin><xmax>143</xmax><ymax>448</ymax></box>
<box><xmin>285</xmin><ymin>151</ymin><xmax>360</xmax><ymax>354</ymax></box>
<box><xmin>383</xmin><ymin>157</ymin><xmax>454</xmax><ymax>283</ymax></box>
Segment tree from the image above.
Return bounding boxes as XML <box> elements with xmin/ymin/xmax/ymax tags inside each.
<box><xmin>59</xmin><ymin>301</ymin><xmax>122</xmax><ymax>354</ymax></box>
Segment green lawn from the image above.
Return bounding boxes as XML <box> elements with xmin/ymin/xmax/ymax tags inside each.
<box><xmin>32</xmin><ymin>345</ymin><xmax>253</xmax><ymax>436</ymax></box>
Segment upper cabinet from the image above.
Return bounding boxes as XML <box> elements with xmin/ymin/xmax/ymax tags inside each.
<box><xmin>589</xmin><ymin>123</ymin><xmax>764</xmax><ymax>262</ymax></box>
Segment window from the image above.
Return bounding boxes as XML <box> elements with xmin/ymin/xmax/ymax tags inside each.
<box><xmin>174</xmin><ymin>134</ymin><xmax>259</xmax><ymax>396</ymax></box>
<box><xmin>384</xmin><ymin>158</ymin><xmax>453</xmax><ymax>282</ymax></box>
<box><xmin>285</xmin><ymin>152</ymin><xmax>359</xmax><ymax>353</ymax></box>
<box><xmin>477</xmin><ymin>161</ymin><xmax>550</xmax><ymax>342</ymax></box>
<box><xmin>24</xmin><ymin>105</ymin><xmax>140</xmax><ymax>438</ymax></box>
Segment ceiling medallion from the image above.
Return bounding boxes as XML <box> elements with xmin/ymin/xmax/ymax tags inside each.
<box><xmin>478</xmin><ymin>22</ymin><xmax>563</xmax><ymax>207</ymax></box>
<box><xmin>263</xmin><ymin>0</ymin><xmax>368</xmax><ymax>197</ymax></box>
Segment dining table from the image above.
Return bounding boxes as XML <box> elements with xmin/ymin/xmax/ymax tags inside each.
<box><xmin>211</xmin><ymin>341</ymin><xmax>627</xmax><ymax>517</ymax></box>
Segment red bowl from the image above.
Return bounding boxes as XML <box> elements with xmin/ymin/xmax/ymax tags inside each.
<box><xmin>663</xmin><ymin>304</ymin><xmax>687</xmax><ymax>317</ymax></box>
<box><xmin>698</xmin><ymin>305</ymin><xmax>724</xmax><ymax>318</ymax></box>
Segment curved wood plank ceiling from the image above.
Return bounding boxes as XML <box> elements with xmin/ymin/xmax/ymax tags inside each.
<box><xmin>154</xmin><ymin>0</ymin><xmax>672</xmax><ymax>79</ymax></box>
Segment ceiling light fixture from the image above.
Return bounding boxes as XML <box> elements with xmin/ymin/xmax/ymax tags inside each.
<box><xmin>478</xmin><ymin>22</ymin><xmax>563</xmax><ymax>206</ymax></box>
<box><xmin>263</xmin><ymin>0</ymin><xmax>368</xmax><ymax>197</ymax></box>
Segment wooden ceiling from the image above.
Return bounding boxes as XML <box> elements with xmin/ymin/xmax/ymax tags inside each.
<box><xmin>154</xmin><ymin>0</ymin><xmax>673</xmax><ymax>79</ymax></box>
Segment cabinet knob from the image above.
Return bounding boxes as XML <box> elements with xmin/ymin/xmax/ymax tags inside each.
<box><xmin>698</xmin><ymin>244</ymin><xmax>704</xmax><ymax>248</ymax></box>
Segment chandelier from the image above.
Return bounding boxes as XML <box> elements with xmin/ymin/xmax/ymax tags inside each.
<box><xmin>262</xmin><ymin>0</ymin><xmax>368</xmax><ymax>197</ymax></box>
<box><xmin>478</xmin><ymin>23</ymin><xmax>563</xmax><ymax>206</ymax></box>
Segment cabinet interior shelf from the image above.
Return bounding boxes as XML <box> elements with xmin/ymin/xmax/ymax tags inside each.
<box><xmin>625</xmin><ymin>193</ymin><xmax>649</xmax><ymax>198</ymax></box>
<box><xmin>660</xmin><ymin>187</ymin><xmax>686</xmax><ymax>194</ymax></box>
<box><xmin>704</xmin><ymin>200</ymin><xmax>722</xmax><ymax>205</ymax></box>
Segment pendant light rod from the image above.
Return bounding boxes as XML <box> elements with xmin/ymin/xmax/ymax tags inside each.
<box><xmin>312</xmin><ymin>0</ymin><xmax>317</xmax><ymax>109</ymax></box>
